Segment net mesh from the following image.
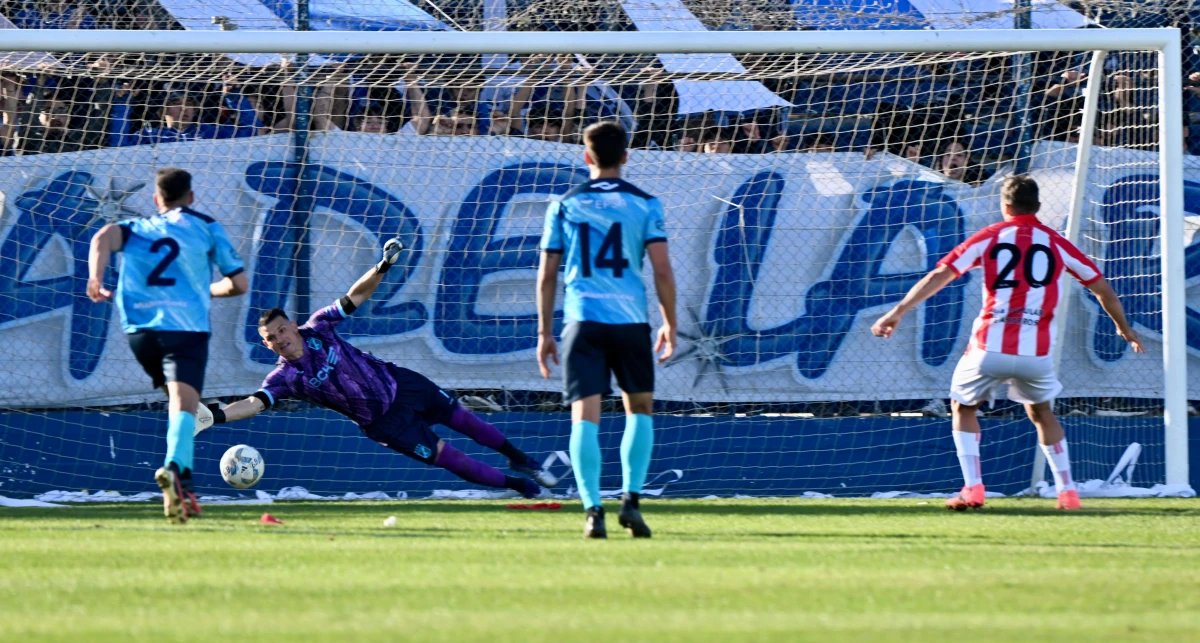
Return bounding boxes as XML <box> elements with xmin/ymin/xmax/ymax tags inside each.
<box><xmin>0</xmin><ymin>30</ymin><xmax>1180</xmax><ymax>499</ymax></box>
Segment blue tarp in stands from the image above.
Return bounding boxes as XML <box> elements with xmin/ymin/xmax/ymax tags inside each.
<box><xmin>259</xmin><ymin>0</ymin><xmax>450</xmax><ymax>31</ymax></box>
<box><xmin>791</xmin><ymin>0</ymin><xmax>1090</xmax><ymax>31</ymax></box>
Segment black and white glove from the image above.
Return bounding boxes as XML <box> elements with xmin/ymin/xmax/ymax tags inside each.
<box><xmin>194</xmin><ymin>402</ymin><xmax>224</xmax><ymax>436</ymax></box>
<box><xmin>374</xmin><ymin>238</ymin><xmax>406</xmax><ymax>274</ymax></box>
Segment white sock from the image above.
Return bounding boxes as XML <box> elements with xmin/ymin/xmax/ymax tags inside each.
<box><xmin>1040</xmin><ymin>438</ymin><xmax>1076</xmax><ymax>493</ymax></box>
<box><xmin>952</xmin><ymin>430</ymin><xmax>982</xmax><ymax>487</ymax></box>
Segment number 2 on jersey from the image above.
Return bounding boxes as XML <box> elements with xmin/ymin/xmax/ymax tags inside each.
<box><xmin>579</xmin><ymin>222</ymin><xmax>630</xmax><ymax>278</ymax></box>
<box><xmin>146</xmin><ymin>237</ymin><xmax>180</xmax><ymax>286</ymax></box>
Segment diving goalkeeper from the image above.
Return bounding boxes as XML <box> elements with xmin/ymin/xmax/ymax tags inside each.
<box><xmin>200</xmin><ymin>240</ymin><xmax>556</xmax><ymax>497</ymax></box>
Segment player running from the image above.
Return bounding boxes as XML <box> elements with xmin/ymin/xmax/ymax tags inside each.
<box><xmin>871</xmin><ymin>175</ymin><xmax>1143</xmax><ymax>511</ymax></box>
<box><xmin>87</xmin><ymin>167</ymin><xmax>249</xmax><ymax>524</ymax></box>
<box><xmin>199</xmin><ymin>240</ymin><xmax>557</xmax><ymax>499</ymax></box>
<box><xmin>537</xmin><ymin>120</ymin><xmax>677</xmax><ymax>538</ymax></box>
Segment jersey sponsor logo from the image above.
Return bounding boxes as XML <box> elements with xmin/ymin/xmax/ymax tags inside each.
<box><xmin>307</xmin><ymin>337</ymin><xmax>322</xmax><ymax>351</ymax></box>
<box><xmin>577</xmin><ymin>292</ymin><xmax>635</xmax><ymax>301</ymax></box>
<box><xmin>132</xmin><ymin>300</ymin><xmax>189</xmax><ymax>309</ymax></box>
<box><xmin>308</xmin><ymin>363</ymin><xmax>335</xmax><ymax>388</ymax></box>
<box><xmin>591</xmin><ymin>181</ymin><xmax>619</xmax><ymax>190</ymax></box>
<box><xmin>575</xmin><ymin>196</ymin><xmax>627</xmax><ymax>210</ymax></box>
<box><xmin>305</xmin><ymin>346</ymin><xmax>340</xmax><ymax>388</ymax></box>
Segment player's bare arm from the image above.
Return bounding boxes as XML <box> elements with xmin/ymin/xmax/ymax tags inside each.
<box><xmin>86</xmin><ymin>222</ymin><xmax>124</xmax><ymax>303</ymax></box>
<box><xmin>344</xmin><ymin>238</ymin><xmax>406</xmax><ymax>309</ymax></box>
<box><xmin>536</xmin><ymin>250</ymin><xmax>561</xmax><ymax>379</ymax></box>
<box><xmin>872</xmin><ymin>265</ymin><xmax>958</xmax><ymax>338</ymax></box>
<box><xmin>1085</xmin><ymin>277</ymin><xmax>1144</xmax><ymax>353</ymax></box>
<box><xmin>210</xmin><ymin>271</ymin><xmax>249</xmax><ymax>298</ymax></box>
<box><xmin>647</xmin><ymin>240</ymin><xmax>677</xmax><ymax>363</ymax></box>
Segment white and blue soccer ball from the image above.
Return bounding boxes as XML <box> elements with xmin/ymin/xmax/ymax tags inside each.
<box><xmin>220</xmin><ymin>445</ymin><xmax>264</xmax><ymax>489</ymax></box>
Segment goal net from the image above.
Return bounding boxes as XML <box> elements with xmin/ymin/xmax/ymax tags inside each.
<box><xmin>0</xmin><ymin>28</ymin><xmax>1189</xmax><ymax>501</ymax></box>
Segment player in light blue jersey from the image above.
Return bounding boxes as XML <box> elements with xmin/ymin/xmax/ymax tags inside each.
<box><xmin>87</xmin><ymin>168</ymin><xmax>248</xmax><ymax>523</ymax></box>
<box><xmin>537</xmin><ymin>120</ymin><xmax>677</xmax><ymax>538</ymax></box>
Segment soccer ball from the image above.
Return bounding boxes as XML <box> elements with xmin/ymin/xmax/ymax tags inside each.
<box><xmin>220</xmin><ymin>445</ymin><xmax>264</xmax><ymax>489</ymax></box>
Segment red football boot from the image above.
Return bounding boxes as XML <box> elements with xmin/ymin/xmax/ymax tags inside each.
<box><xmin>945</xmin><ymin>484</ymin><xmax>986</xmax><ymax>511</ymax></box>
<box><xmin>1056</xmin><ymin>489</ymin><xmax>1081</xmax><ymax>510</ymax></box>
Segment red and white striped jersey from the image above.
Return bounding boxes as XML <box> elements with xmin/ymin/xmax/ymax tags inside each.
<box><xmin>937</xmin><ymin>215</ymin><xmax>1102</xmax><ymax>357</ymax></box>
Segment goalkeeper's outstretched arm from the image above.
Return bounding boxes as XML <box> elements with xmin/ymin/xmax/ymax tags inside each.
<box><xmin>194</xmin><ymin>394</ymin><xmax>267</xmax><ymax>435</ymax></box>
<box><xmin>344</xmin><ymin>238</ymin><xmax>406</xmax><ymax>309</ymax></box>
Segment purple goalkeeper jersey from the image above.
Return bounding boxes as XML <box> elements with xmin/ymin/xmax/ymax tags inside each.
<box><xmin>257</xmin><ymin>301</ymin><xmax>399</xmax><ymax>427</ymax></box>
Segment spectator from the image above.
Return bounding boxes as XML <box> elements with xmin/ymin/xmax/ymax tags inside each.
<box><xmin>733</xmin><ymin>113</ymin><xmax>770</xmax><ymax>154</ymax></box>
<box><xmin>311</xmin><ymin>83</ymin><xmax>353</xmax><ymax>131</ymax></box>
<box><xmin>386</xmin><ymin>68</ymin><xmax>435</xmax><ymax>135</ymax></box>
<box><xmin>671</xmin><ymin>127</ymin><xmax>700</xmax><ymax>152</ymax></box>
<box><xmin>428</xmin><ymin>106</ymin><xmax>477</xmax><ymax>137</ymax></box>
<box><xmin>1103</xmin><ymin>72</ymin><xmax>1158</xmax><ymax>150</ymax></box>
<box><xmin>865</xmin><ymin>108</ymin><xmax>927</xmax><ymax>161</ymax></box>
<box><xmin>0</xmin><ymin>76</ymin><xmax>110</xmax><ymax>155</ymax></box>
<box><xmin>357</xmin><ymin>103</ymin><xmax>389</xmax><ymax>134</ymax></box>
<box><xmin>1039</xmin><ymin>68</ymin><xmax>1087</xmax><ymax>142</ymax></box>
<box><xmin>700</xmin><ymin>126</ymin><xmax>735</xmax><ymax>154</ymax></box>
<box><xmin>628</xmin><ymin>70</ymin><xmax>678</xmax><ymax>150</ymax></box>
<box><xmin>11</xmin><ymin>0</ymin><xmax>97</xmax><ymax>29</ymax></box>
<box><xmin>769</xmin><ymin>112</ymin><xmax>801</xmax><ymax>152</ymax></box>
<box><xmin>937</xmin><ymin>138</ymin><xmax>985</xmax><ymax>186</ymax></box>
<box><xmin>509</xmin><ymin>67</ymin><xmax>582</xmax><ymax>138</ymax></box>
<box><xmin>526</xmin><ymin>104</ymin><xmax>568</xmax><ymax>142</ymax></box>
<box><xmin>273</xmin><ymin>76</ymin><xmax>357</xmax><ymax>133</ymax></box>
<box><xmin>486</xmin><ymin>112</ymin><xmax>521</xmax><ymax>136</ymax></box>
<box><xmin>109</xmin><ymin>86</ymin><xmax>261</xmax><ymax>147</ymax></box>
<box><xmin>901</xmin><ymin>139</ymin><xmax>924</xmax><ymax>163</ymax></box>
<box><xmin>805</xmin><ymin>131</ymin><xmax>837</xmax><ymax>153</ymax></box>
<box><xmin>669</xmin><ymin>116</ymin><xmax>708</xmax><ymax>152</ymax></box>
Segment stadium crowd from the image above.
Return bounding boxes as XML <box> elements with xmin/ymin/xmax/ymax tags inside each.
<box><xmin>0</xmin><ymin>0</ymin><xmax>1196</xmax><ymax>188</ymax></box>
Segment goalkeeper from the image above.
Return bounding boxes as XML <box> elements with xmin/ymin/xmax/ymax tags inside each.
<box><xmin>201</xmin><ymin>240</ymin><xmax>556</xmax><ymax>498</ymax></box>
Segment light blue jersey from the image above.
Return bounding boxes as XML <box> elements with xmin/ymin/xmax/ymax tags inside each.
<box><xmin>541</xmin><ymin>178</ymin><xmax>667</xmax><ymax>325</ymax></box>
<box><xmin>115</xmin><ymin>206</ymin><xmax>244</xmax><ymax>333</ymax></box>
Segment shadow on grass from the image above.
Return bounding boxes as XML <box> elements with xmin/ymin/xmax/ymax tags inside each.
<box><xmin>2</xmin><ymin>498</ymin><xmax>1195</xmax><ymax>524</ymax></box>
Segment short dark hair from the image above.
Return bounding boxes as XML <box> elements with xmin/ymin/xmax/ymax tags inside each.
<box><xmin>164</xmin><ymin>91</ymin><xmax>195</xmax><ymax>107</ymax></box>
<box><xmin>1002</xmin><ymin>175</ymin><xmax>1040</xmax><ymax>214</ymax></box>
<box><xmin>941</xmin><ymin>137</ymin><xmax>969</xmax><ymax>153</ymax></box>
<box><xmin>258</xmin><ymin>308</ymin><xmax>289</xmax><ymax>328</ymax></box>
<box><xmin>700</xmin><ymin>126</ymin><xmax>734</xmax><ymax>146</ymax></box>
<box><xmin>155</xmin><ymin>167</ymin><xmax>192</xmax><ymax>203</ymax></box>
<box><xmin>527</xmin><ymin>104</ymin><xmax>564</xmax><ymax>123</ymax></box>
<box><xmin>583</xmin><ymin>120</ymin><xmax>627</xmax><ymax>169</ymax></box>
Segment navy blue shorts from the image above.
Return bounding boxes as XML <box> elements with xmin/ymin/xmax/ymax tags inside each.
<box><xmin>360</xmin><ymin>366</ymin><xmax>457</xmax><ymax>464</ymax></box>
<box><xmin>126</xmin><ymin>330</ymin><xmax>210</xmax><ymax>394</ymax></box>
<box><xmin>561</xmin><ymin>321</ymin><xmax>654</xmax><ymax>404</ymax></box>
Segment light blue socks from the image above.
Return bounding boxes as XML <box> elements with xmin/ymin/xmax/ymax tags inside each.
<box><xmin>165</xmin><ymin>411</ymin><xmax>196</xmax><ymax>472</ymax></box>
<box><xmin>569</xmin><ymin>420</ymin><xmax>602</xmax><ymax>509</ymax></box>
<box><xmin>621</xmin><ymin>414</ymin><xmax>655</xmax><ymax>493</ymax></box>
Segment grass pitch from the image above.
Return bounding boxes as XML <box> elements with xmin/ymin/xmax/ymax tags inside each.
<box><xmin>1</xmin><ymin>498</ymin><xmax>1198</xmax><ymax>642</ymax></box>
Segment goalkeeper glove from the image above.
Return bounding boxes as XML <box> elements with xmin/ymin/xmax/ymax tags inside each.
<box><xmin>374</xmin><ymin>238</ymin><xmax>406</xmax><ymax>274</ymax></box>
<box><xmin>193</xmin><ymin>402</ymin><xmax>223</xmax><ymax>436</ymax></box>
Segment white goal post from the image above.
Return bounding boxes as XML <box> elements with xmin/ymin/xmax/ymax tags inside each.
<box><xmin>0</xmin><ymin>27</ymin><xmax>1187</xmax><ymax>493</ymax></box>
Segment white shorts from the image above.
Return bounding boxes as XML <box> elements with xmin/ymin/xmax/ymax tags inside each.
<box><xmin>949</xmin><ymin>349</ymin><xmax>1063</xmax><ymax>406</ymax></box>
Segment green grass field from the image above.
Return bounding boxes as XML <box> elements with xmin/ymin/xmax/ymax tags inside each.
<box><xmin>2</xmin><ymin>498</ymin><xmax>1198</xmax><ymax>642</ymax></box>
